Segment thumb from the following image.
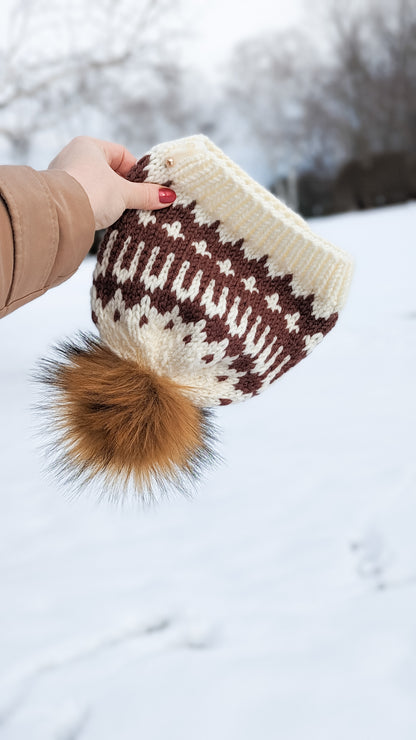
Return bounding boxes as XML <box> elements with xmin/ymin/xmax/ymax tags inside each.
<box><xmin>121</xmin><ymin>180</ymin><xmax>176</xmax><ymax>211</ymax></box>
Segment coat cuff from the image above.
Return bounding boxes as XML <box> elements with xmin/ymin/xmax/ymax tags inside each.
<box><xmin>0</xmin><ymin>166</ymin><xmax>95</xmax><ymax>317</ymax></box>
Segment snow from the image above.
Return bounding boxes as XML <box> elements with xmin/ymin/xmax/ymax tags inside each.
<box><xmin>0</xmin><ymin>202</ymin><xmax>415</xmax><ymax>739</ymax></box>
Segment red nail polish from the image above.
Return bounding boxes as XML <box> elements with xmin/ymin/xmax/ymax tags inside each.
<box><xmin>159</xmin><ymin>188</ymin><xmax>176</xmax><ymax>204</ymax></box>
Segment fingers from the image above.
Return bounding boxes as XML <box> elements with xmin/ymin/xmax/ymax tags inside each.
<box><xmin>50</xmin><ymin>136</ymin><xmax>177</xmax><ymax>220</ymax></box>
<box><xmin>96</xmin><ymin>138</ymin><xmax>177</xmax><ymax>211</ymax></box>
<box><xmin>97</xmin><ymin>139</ymin><xmax>137</xmax><ymax>177</ymax></box>
<box><xmin>120</xmin><ymin>179</ymin><xmax>176</xmax><ymax>211</ymax></box>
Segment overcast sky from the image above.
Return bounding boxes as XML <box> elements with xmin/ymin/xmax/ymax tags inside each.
<box><xmin>0</xmin><ymin>0</ymin><xmax>310</xmax><ymax>70</ymax></box>
<box><xmin>186</xmin><ymin>1</ymin><xmax>305</xmax><ymax>51</ymax></box>
<box><xmin>0</xmin><ymin>0</ymin><xmax>312</xmax><ymax>168</ymax></box>
<box><xmin>180</xmin><ymin>0</ymin><xmax>307</xmax><ymax>74</ymax></box>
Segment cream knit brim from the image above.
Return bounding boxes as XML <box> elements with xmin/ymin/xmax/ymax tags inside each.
<box><xmin>142</xmin><ymin>135</ymin><xmax>353</xmax><ymax>320</ymax></box>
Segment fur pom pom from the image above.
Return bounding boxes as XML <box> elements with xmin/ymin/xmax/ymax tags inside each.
<box><xmin>36</xmin><ymin>334</ymin><xmax>218</xmax><ymax>499</ymax></box>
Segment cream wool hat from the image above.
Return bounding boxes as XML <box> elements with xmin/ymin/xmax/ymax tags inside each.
<box><xmin>42</xmin><ymin>135</ymin><xmax>353</xmax><ymax>496</ymax></box>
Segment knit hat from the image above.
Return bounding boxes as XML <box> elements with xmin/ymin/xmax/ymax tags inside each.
<box><xmin>41</xmin><ymin>135</ymin><xmax>353</xmax><ymax>497</ymax></box>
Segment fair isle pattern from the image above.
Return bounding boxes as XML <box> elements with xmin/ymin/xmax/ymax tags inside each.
<box><xmin>92</xmin><ymin>137</ymin><xmax>353</xmax><ymax>407</ymax></box>
<box><xmin>127</xmin><ymin>136</ymin><xmax>353</xmax><ymax>320</ymax></box>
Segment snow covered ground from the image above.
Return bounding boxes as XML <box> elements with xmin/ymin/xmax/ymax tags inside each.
<box><xmin>0</xmin><ymin>202</ymin><xmax>415</xmax><ymax>739</ymax></box>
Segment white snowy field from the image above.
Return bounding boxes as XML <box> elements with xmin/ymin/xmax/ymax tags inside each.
<box><xmin>0</xmin><ymin>202</ymin><xmax>415</xmax><ymax>740</ymax></box>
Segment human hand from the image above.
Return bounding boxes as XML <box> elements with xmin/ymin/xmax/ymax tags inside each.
<box><xmin>48</xmin><ymin>136</ymin><xmax>176</xmax><ymax>230</ymax></box>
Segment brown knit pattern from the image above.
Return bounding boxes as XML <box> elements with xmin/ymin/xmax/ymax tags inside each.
<box><xmin>92</xmin><ymin>154</ymin><xmax>338</xmax><ymax>407</ymax></box>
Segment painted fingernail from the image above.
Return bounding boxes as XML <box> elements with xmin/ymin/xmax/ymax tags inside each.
<box><xmin>159</xmin><ymin>188</ymin><xmax>176</xmax><ymax>204</ymax></box>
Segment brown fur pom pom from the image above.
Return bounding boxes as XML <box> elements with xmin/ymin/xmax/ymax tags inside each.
<box><xmin>37</xmin><ymin>334</ymin><xmax>217</xmax><ymax>499</ymax></box>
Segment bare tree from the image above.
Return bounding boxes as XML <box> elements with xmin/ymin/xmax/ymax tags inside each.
<box><xmin>223</xmin><ymin>0</ymin><xmax>416</xmax><ymax>183</ymax></box>
<box><xmin>302</xmin><ymin>0</ymin><xmax>416</xmax><ymax>167</ymax></box>
<box><xmin>369</xmin><ymin>0</ymin><xmax>416</xmax><ymax>153</ymax></box>
<box><xmin>0</xmin><ymin>0</ymin><xmax>199</xmax><ymax>160</ymax></box>
<box><xmin>224</xmin><ymin>29</ymin><xmax>315</xmax><ymax>179</ymax></box>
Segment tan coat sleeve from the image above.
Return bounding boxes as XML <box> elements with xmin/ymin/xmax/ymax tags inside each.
<box><xmin>0</xmin><ymin>165</ymin><xmax>95</xmax><ymax>318</ymax></box>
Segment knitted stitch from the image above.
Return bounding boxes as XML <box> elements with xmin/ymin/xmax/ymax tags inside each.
<box><xmin>92</xmin><ymin>135</ymin><xmax>353</xmax><ymax>408</ymax></box>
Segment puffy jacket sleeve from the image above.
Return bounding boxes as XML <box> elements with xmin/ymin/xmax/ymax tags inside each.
<box><xmin>0</xmin><ymin>165</ymin><xmax>95</xmax><ymax>318</ymax></box>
